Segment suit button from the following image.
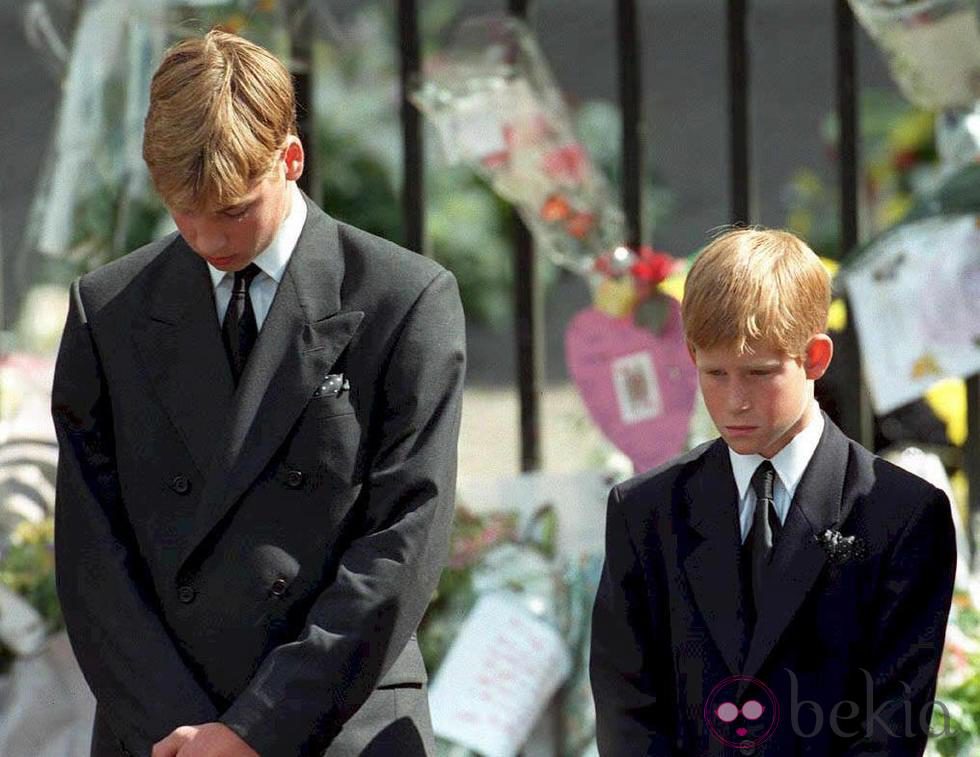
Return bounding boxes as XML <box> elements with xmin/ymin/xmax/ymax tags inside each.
<box><xmin>285</xmin><ymin>469</ymin><xmax>304</xmax><ymax>488</ymax></box>
<box><xmin>270</xmin><ymin>578</ymin><xmax>289</xmax><ymax>596</ymax></box>
<box><xmin>170</xmin><ymin>475</ymin><xmax>191</xmax><ymax>495</ymax></box>
<box><xmin>177</xmin><ymin>585</ymin><xmax>196</xmax><ymax>604</ymax></box>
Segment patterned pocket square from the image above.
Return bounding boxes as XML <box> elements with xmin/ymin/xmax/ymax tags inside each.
<box><xmin>314</xmin><ymin>373</ymin><xmax>350</xmax><ymax>398</ymax></box>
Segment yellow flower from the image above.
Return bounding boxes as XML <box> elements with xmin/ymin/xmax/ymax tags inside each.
<box><xmin>925</xmin><ymin>378</ymin><xmax>966</xmax><ymax>447</ymax></box>
<box><xmin>877</xmin><ymin>194</ymin><xmax>914</xmax><ymax>229</ymax></box>
<box><xmin>218</xmin><ymin>14</ymin><xmax>247</xmax><ymax>34</ymax></box>
<box><xmin>887</xmin><ymin>110</ymin><xmax>934</xmax><ymax>154</ymax></box>
<box><xmin>10</xmin><ymin>518</ymin><xmax>53</xmax><ymax>546</ymax></box>
<box><xmin>866</xmin><ymin>159</ymin><xmax>895</xmax><ymax>186</ymax></box>
<box><xmin>660</xmin><ymin>269</ymin><xmax>686</xmax><ymax>303</ymax></box>
<box><xmin>593</xmin><ymin>278</ymin><xmax>637</xmax><ymax>318</ymax></box>
<box><xmin>827</xmin><ymin>299</ymin><xmax>847</xmax><ymax>332</ymax></box>
<box><xmin>793</xmin><ymin>169</ymin><xmax>824</xmax><ymax>199</ymax></box>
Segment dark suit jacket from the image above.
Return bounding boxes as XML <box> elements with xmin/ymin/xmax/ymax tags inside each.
<box><xmin>51</xmin><ymin>194</ymin><xmax>465</xmax><ymax>757</ymax></box>
<box><xmin>590</xmin><ymin>414</ymin><xmax>956</xmax><ymax>756</ymax></box>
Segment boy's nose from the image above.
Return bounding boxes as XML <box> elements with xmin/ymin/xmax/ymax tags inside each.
<box><xmin>728</xmin><ymin>389</ymin><xmax>751</xmax><ymax>412</ymax></box>
<box><xmin>195</xmin><ymin>227</ymin><xmax>227</xmax><ymax>255</ymax></box>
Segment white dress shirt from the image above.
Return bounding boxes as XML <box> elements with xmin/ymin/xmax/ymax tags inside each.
<box><xmin>207</xmin><ymin>181</ymin><xmax>307</xmax><ymax>330</ymax></box>
<box><xmin>728</xmin><ymin>400</ymin><xmax>825</xmax><ymax>544</ymax></box>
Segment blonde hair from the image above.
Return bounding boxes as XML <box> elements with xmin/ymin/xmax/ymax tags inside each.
<box><xmin>682</xmin><ymin>227</ymin><xmax>831</xmax><ymax>359</ymax></box>
<box><xmin>142</xmin><ymin>29</ymin><xmax>297</xmax><ymax>211</ymax></box>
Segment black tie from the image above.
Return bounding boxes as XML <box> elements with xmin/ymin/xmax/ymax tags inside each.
<box><xmin>221</xmin><ymin>263</ymin><xmax>262</xmax><ymax>385</ymax></box>
<box><xmin>743</xmin><ymin>460</ymin><xmax>780</xmax><ymax>634</ymax></box>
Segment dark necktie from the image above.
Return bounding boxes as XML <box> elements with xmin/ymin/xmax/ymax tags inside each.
<box><xmin>221</xmin><ymin>263</ymin><xmax>262</xmax><ymax>385</ymax></box>
<box><xmin>742</xmin><ymin>460</ymin><xmax>781</xmax><ymax>635</ymax></box>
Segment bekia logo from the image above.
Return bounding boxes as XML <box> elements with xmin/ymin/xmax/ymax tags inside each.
<box><xmin>703</xmin><ymin>668</ymin><xmax>956</xmax><ymax>749</ymax></box>
<box><xmin>704</xmin><ymin>675</ymin><xmax>779</xmax><ymax>749</ymax></box>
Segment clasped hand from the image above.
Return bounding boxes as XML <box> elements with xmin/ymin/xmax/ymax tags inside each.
<box><xmin>151</xmin><ymin>722</ymin><xmax>259</xmax><ymax>757</ymax></box>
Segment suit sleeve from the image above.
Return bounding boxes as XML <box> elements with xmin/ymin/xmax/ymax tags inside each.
<box><xmin>839</xmin><ymin>488</ymin><xmax>956</xmax><ymax>756</ymax></box>
<box><xmin>590</xmin><ymin>485</ymin><xmax>676</xmax><ymax>756</ymax></box>
<box><xmin>219</xmin><ymin>269</ymin><xmax>466</xmax><ymax>757</ymax></box>
<box><xmin>52</xmin><ymin>278</ymin><xmax>220</xmax><ymax>755</ymax></box>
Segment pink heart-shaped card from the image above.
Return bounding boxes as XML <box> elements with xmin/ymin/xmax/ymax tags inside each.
<box><xmin>565</xmin><ymin>299</ymin><xmax>698</xmax><ymax>474</ymax></box>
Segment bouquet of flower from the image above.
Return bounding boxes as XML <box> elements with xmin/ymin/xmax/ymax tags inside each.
<box><xmin>848</xmin><ymin>0</ymin><xmax>980</xmax><ymax>111</ymax></box>
<box><xmin>412</xmin><ymin>14</ymin><xmax>625</xmax><ymax>275</ymax></box>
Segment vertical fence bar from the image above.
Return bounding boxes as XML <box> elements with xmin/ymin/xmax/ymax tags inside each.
<box><xmin>617</xmin><ymin>0</ymin><xmax>642</xmax><ymax>248</ymax></box>
<box><xmin>508</xmin><ymin>0</ymin><xmax>543</xmax><ymax>472</ymax></box>
<box><xmin>727</xmin><ymin>0</ymin><xmax>750</xmax><ymax>224</ymax></box>
<box><xmin>398</xmin><ymin>0</ymin><xmax>425</xmax><ymax>254</ymax></box>
<box><xmin>292</xmin><ymin>17</ymin><xmax>319</xmax><ymax>203</ymax></box>
<box><xmin>834</xmin><ymin>0</ymin><xmax>875</xmax><ymax>450</ymax></box>
<box><xmin>967</xmin><ymin>376</ymin><xmax>980</xmax><ymax>567</ymax></box>
<box><xmin>836</xmin><ymin>0</ymin><xmax>858</xmax><ymax>257</ymax></box>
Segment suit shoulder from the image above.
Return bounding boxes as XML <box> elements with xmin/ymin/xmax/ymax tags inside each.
<box><xmin>846</xmin><ymin>438</ymin><xmax>950</xmax><ymax>528</ymax></box>
<box><xmin>76</xmin><ymin>233</ymin><xmax>179</xmax><ymax>311</ymax></box>
<box><xmin>336</xmin><ymin>221</ymin><xmax>449</xmax><ymax>299</ymax></box>
<box><xmin>844</xmin><ymin>436</ymin><xmax>944</xmax><ymax>497</ymax></box>
<box><xmin>613</xmin><ymin>438</ymin><xmax>718</xmax><ymax>509</ymax></box>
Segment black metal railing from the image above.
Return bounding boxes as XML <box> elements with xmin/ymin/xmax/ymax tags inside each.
<box><xmin>300</xmin><ymin>0</ymin><xmax>978</xmax><ymax>558</ymax></box>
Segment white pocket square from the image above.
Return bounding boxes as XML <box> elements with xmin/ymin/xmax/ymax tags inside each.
<box><xmin>314</xmin><ymin>373</ymin><xmax>349</xmax><ymax>398</ymax></box>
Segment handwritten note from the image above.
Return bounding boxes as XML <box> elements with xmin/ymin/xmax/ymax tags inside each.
<box><xmin>429</xmin><ymin>593</ymin><xmax>572</xmax><ymax>757</ymax></box>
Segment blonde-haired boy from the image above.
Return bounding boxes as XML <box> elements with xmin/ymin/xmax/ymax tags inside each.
<box><xmin>591</xmin><ymin>227</ymin><xmax>955</xmax><ymax>756</ymax></box>
<box><xmin>53</xmin><ymin>30</ymin><xmax>464</xmax><ymax>757</ymax></box>
<box><xmin>143</xmin><ymin>30</ymin><xmax>298</xmax><ymax>214</ymax></box>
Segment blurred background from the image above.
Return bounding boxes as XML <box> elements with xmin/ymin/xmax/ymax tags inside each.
<box><xmin>0</xmin><ymin>1</ymin><xmax>977</xmax><ymax>755</ymax></box>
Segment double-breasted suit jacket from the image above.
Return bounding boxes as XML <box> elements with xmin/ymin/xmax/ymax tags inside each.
<box><xmin>51</xmin><ymin>194</ymin><xmax>466</xmax><ymax>757</ymax></box>
<box><xmin>590</xmin><ymin>414</ymin><xmax>955</xmax><ymax>756</ymax></box>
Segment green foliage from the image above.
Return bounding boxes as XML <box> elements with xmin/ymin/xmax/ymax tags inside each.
<box><xmin>784</xmin><ymin>89</ymin><xmax>938</xmax><ymax>259</ymax></box>
<box><xmin>929</xmin><ymin>595</ymin><xmax>980</xmax><ymax>755</ymax></box>
<box><xmin>931</xmin><ymin>663</ymin><xmax>980</xmax><ymax>755</ymax></box>
<box><xmin>0</xmin><ymin>518</ymin><xmax>63</xmax><ymax>663</ymax></box>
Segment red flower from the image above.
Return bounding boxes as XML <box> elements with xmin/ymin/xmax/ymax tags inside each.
<box><xmin>892</xmin><ymin>149</ymin><xmax>919</xmax><ymax>172</ymax></box>
<box><xmin>541</xmin><ymin>143</ymin><xmax>588</xmax><ymax>184</ymax></box>
<box><xmin>481</xmin><ymin>150</ymin><xmax>510</xmax><ymax>170</ymax></box>
<box><xmin>566</xmin><ymin>211</ymin><xmax>595</xmax><ymax>239</ymax></box>
<box><xmin>629</xmin><ymin>246</ymin><xmax>675</xmax><ymax>285</ymax></box>
<box><xmin>593</xmin><ymin>253</ymin><xmax>614</xmax><ymax>276</ymax></box>
<box><xmin>540</xmin><ymin>194</ymin><xmax>572</xmax><ymax>222</ymax></box>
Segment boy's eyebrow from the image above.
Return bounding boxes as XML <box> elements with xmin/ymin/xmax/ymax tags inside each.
<box><xmin>699</xmin><ymin>359</ymin><xmax>782</xmax><ymax>370</ymax></box>
<box><xmin>218</xmin><ymin>200</ymin><xmax>251</xmax><ymax>213</ymax></box>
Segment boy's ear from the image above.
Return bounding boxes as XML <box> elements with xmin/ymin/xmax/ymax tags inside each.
<box><xmin>282</xmin><ymin>135</ymin><xmax>304</xmax><ymax>182</ymax></box>
<box><xmin>804</xmin><ymin>334</ymin><xmax>833</xmax><ymax>380</ymax></box>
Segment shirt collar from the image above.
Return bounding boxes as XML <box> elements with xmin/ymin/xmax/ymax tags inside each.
<box><xmin>207</xmin><ymin>182</ymin><xmax>307</xmax><ymax>289</ymax></box>
<box><xmin>728</xmin><ymin>400</ymin><xmax>825</xmax><ymax>502</ymax></box>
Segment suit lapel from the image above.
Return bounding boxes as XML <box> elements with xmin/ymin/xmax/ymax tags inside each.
<box><xmin>179</xmin><ymin>197</ymin><xmax>364</xmax><ymax>571</ymax></box>
<box><xmin>741</xmin><ymin>414</ymin><xmax>854</xmax><ymax>683</ymax></box>
<box><xmin>682</xmin><ymin>440</ymin><xmax>748</xmax><ymax>675</ymax></box>
<box><xmin>133</xmin><ymin>237</ymin><xmax>235</xmax><ymax>477</ymax></box>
